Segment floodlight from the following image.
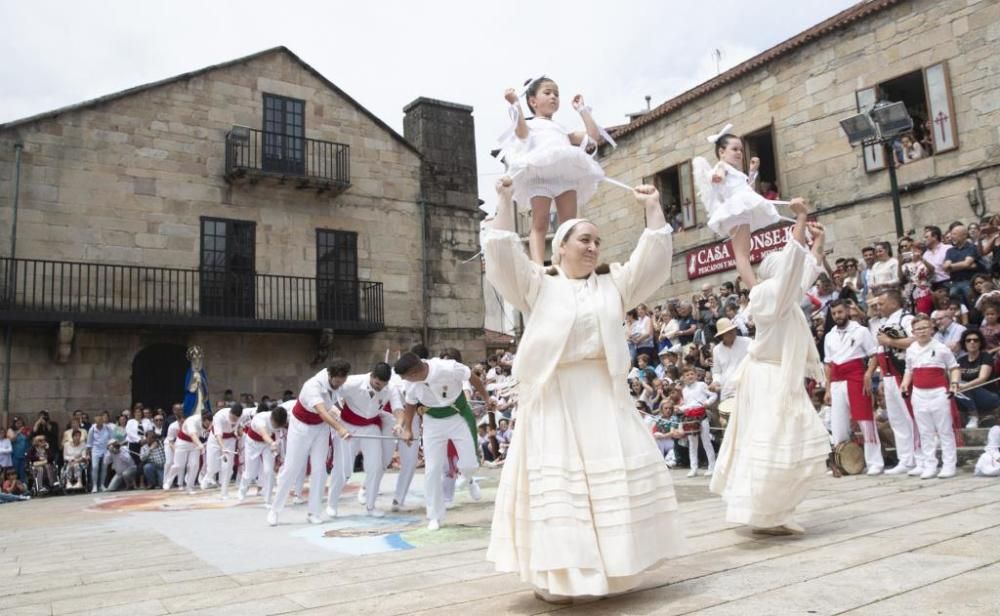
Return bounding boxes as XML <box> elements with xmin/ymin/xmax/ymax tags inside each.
<box><xmin>870</xmin><ymin>101</ymin><xmax>913</xmax><ymax>140</ymax></box>
<box><xmin>839</xmin><ymin>113</ymin><xmax>877</xmax><ymax>145</ymax></box>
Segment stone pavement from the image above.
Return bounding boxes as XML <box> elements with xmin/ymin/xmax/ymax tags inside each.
<box><xmin>1</xmin><ymin>467</ymin><xmax>999</xmax><ymax>615</ymax></box>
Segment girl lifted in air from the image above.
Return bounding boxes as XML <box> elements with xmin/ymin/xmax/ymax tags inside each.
<box><xmin>500</xmin><ymin>76</ymin><xmax>610</xmax><ymax>264</ymax></box>
<box><xmin>693</xmin><ymin>124</ymin><xmax>792</xmax><ymax>287</ymax></box>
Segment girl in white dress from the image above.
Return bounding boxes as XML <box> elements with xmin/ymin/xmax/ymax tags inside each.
<box><xmin>483</xmin><ymin>177</ymin><xmax>683</xmax><ymax>602</ymax></box>
<box><xmin>693</xmin><ymin>124</ymin><xmax>783</xmax><ymax>287</ymax></box>
<box><xmin>501</xmin><ymin>76</ymin><xmax>607</xmax><ymax>264</ymax></box>
<box><xmin>974</xmin><ymin>426</ymin><xmax>1000</xmax><ymax>477</ymax></box>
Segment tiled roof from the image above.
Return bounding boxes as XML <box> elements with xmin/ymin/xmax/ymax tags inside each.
<box><xmin>610</xmin><ymin>0</ymin><xmax>903</xmax><ymax>141</ymax></box>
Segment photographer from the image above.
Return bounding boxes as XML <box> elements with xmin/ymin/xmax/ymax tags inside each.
<box><xmin>32</xmin><ymin>410</ymin><xmax>62</xmax><ymax>467</ymax></box>
<box><xmin>103</xmin><ymin>441</ymin><xmax>138</xmax><ymax>491</ymax></box>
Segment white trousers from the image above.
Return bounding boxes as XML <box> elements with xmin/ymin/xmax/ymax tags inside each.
<box><xmin>271</xmin><ymin>415</ymin><xmax>329</xmax><ymax>517</ymax></box>
<box><xmin>687</xmin><ymin>418</ymin><xmax>716</xmax><ymax>470</ymax></box>
<box><xmin>394</xmin><ymin>414</ymin><xmax>422</xmax><ymax>505</ymax></box>
<box><xmin>883</xmin><ymin>376</ymin><xmax>924</xmax><ymax>468</ymax></box>
<box><xmin>423</xmin><ymin>414</ymin><xmax>477</xmax><ymax>522</ymax></box>
<box><xmin>163</xmin><ymin>443</ymin><xmax>175</xmax><ymax>487</ymax></box>
<box><xmin>830</xmin><ymin>381</ymin><xmax>885</xmax><ymax>470</ymax></box>
<box><xmin>912</xmin><ymin>387</ymin><xmax>957</xmax><ymax>472</ymax></box>
<box><xmin>202</xmin><ymin>436</ymin><xmax>236</xmax><ymax>495</ymax></box>
<box><xmin>167</xmin><ymin>441</ymin><xmax>201</xmax><ymax>491</ymax></box>
<box><xmin>328</xmin><ymin>424</ymin><xmax>384</xmax><ymax>511</ymax></box>
<box><xmin>241</xmin><ymin>437</ymin><xmax>276</xmax><ymax>504</ymax></box>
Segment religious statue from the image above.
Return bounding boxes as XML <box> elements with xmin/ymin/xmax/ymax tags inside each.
<box><xmin>183</xmin><ymin>345</ymin><xmax>211</xmax><ymax>417</ymax></box>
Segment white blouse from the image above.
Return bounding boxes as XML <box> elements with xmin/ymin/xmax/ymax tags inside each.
<box><xmin>561</xmin><ymin>278</ymin><xmax>605</xmax><ymax>363</ymax></box>
<box><xmin>870</xmin><ymin>258</ymin><xmax>900</xmax><ymax>288</ymax></box>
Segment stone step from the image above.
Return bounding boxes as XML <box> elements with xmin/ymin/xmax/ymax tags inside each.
<box><xmin>882</xmin><ymin>446</ymin><xmax>983</xmax><ymax>466</ymax></box>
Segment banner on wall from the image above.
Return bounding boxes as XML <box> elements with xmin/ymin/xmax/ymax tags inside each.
<box><xmin>684</xmin><ymin>223</ymin><xmax>797</xmax><ymax>280</ymax></box>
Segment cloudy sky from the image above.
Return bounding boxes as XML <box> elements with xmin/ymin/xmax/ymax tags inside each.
<box><xmin>1</xmin><ymin>0</ymin><xmax>859</xmax><ymax>201</ymax></box>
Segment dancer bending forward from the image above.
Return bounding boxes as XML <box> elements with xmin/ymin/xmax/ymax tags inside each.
<box><xmin>482</xmin><ymin>177</ymin><xmax>684</xmax><ymax>602</ymax></box>
<box><xmin>710</xmin><ymin>199</ymin><xmax>831</xmax><ymax>535</ymax></box>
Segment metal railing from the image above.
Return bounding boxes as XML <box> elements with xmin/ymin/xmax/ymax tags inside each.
<box><xmin>0</xmin><ymin>257</ymin><xmax>383</xmax><ymax>332</ymax></box>
<box><xmin>225</xmin><ymin>128</ymin><xmax>350</xmax><ymax>188</ymax></box>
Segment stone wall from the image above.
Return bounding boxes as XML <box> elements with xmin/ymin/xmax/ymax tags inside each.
<box><xmin>0</xmin><ymin>49</ymin><xmax>487</xmax><ymax>417</ymax></box>
<box><xmin>585</xmin><ymin>0</ymin><xmax>1000</xmax><ymax>303</ymax></box>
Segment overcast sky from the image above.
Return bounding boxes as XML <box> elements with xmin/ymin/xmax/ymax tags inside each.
<box><xmin>1</xmin><ymin>0</ymin><xmax>859</xmax><ymax>202</ymax></box>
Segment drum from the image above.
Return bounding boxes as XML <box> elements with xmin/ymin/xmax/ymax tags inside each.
<box><xmin>681</xmin><ymin>407</ymin><xmax>707</xmax><ymax>435</ymax></box>
<box><xmin>831</xmin><ymin>441</ymin><xmax>865</xmax><ymax>476</ymax></box>
<box><xmin>718</xmin><ymin>398</ymin><xmax>737</xmax><ymax>418</ymax></box>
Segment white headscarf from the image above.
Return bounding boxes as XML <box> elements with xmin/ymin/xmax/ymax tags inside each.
<box><xmin>551</xmin><ymin>218</ymin><xmax>590</xmax><ymax>265</ymax></box>
<box><xmin>757</xmin><ymin>251</ymin><xmax>783</xmax><ymax>281</ymax></box>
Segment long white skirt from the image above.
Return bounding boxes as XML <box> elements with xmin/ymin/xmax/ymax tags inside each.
<box><xmin>487</xmin><ymin>359</ymin><xmax>683</xmax><ymax>597</ymax></box>
<box><xmin>709</xmin><ymin>359</ymin><xmax>830</xmax><ymax>528</ymax></box>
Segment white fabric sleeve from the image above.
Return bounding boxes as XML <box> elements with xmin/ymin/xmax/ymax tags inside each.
<box><xmin>859</xmin><ymin>327</ymin><xmax>878</xmax><ymax>356</ymax></box>
<box><xmin>610</xmin><ymin>225</ymin><xmax>674</xmax><ymax>311</ymax></box>
<box><xmin>299</xmin><ymin>375</ymin><xmax>328</xmax><ymax>410</ymax></box>
<box><xmin>482</xmin><ymin>228</ymin><xmax>545</xmax><ymax>314</ymax></box>
<box><xmin>404</xmin><ymin>386</ymin><xmax>420</xmax><ymax>406</ymax></box>
<box><xmin>125</xmin><ymin>420</ymin><xmax>139</xmax><ymax>440</ymax></box>
<box><xmin>905</xmin><ymin>345</ymin><xmax>915</xmax><ymax>373</ymax></box>
<box><xmin>942</xmin><ymin>346</ymin><xmax>959</xmax><ymax>370</ymax></box>
<box><xmin>823</xmin><ymin>334</ymin><xmax>834</xmax><ymax>364</ymax></box>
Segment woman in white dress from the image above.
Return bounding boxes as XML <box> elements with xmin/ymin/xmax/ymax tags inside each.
<box><xmin>483</xmin><ymin>177</ymin><xmax>684</xmax><ymax>601</ymax></box>
<box><xmin>709</xmin><ymin>199</ymin><xmax>831</xmax><ymax>534</ymax></box>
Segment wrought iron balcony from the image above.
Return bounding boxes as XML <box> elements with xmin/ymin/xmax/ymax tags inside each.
<box><xmin>0</xmin><ymin>257</ymin><xmax>383</xmax><ymax>333</ymax></box>
<box><xmin>225</xmin><ymin>127</ymin><xmax>351</xmax><ymax>194</ymax></box>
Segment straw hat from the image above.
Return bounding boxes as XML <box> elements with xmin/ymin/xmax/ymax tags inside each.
<box><xmin>715</xmin><ymin>318</ymin><xmax>738</xmax><ymax>338</ymax></box>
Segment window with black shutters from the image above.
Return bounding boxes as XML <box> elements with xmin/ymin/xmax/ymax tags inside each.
<box><xmin>200</xmin><ymin>218</ymin><xmax>256</xmax><ymax>319</ymax></box>
<box><xmin>262</xmin><ymin>93</ymin><xmax>305</xmax><ymax>175</ymax></box>
<box><xmin>316</xmin><ymin>229</ymin><xmax>359</xmax><ymax>321</ymax></box>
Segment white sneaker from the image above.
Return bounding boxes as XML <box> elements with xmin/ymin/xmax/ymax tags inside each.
<box><xmin>237</xmin><ymin>488</ymin><xmax>246</xmax><ymax>501</ymax></box>
<box><xmin>291</xmin><ymin>495</ymin><xmax>305</xmax><ymax>506</ymax></box>
<box><xmin>367</xmin><ymin>507</ymin><xmax>386</xmax><ymax>518</ymax></box>
<box><xmin>91</xmin><ymin>487</ymin><xmax>98</xmax><ymax>494</ymax></box>
<box><xmin>937</xmin><ymin>468</ymin><xmax>956</xmax><ymax>479</ymax></box>
<box><xmin>427</xmin><ymin>519</ymin><xmax>440</xmax><ymax>531</ymax></box>
<box><xmin>357</xmin><ymin>487</ymin><xmax>367</xmax><ymax>505</ymax></box>
<box><xmin>325</xmin><ymin>506</ymin><xmax>338</xmax><ymax>518</ymax></box>
<box><xmin>469</xmin><ymin>480</ymin><xmax>482</xmax><ymax>501</ymax></box>
<box><xmin>267</xmin><ymin>510</ymin><xmax>278</xmax><ymax>526</ymax></box>
<box><xmin>966</xmin><ymin>416</ymin><xmax>979</xmax><ymax>429</ymax></box>
<box><xmin>866</xmin><ymin>466</ymin><xmax>884</xmax><ymax>476</ymax></box>
<box><xmin>885</xmin><ymin>464</ymin><xmax>913</xmax><ymax>476</ymax></box>
<box><xmin>704</xmin><ymin>468</ymin><xmax>714</xmax><ymax>477</ymax></box>
<box><xmin>920</xmin><ymin>468</ymin><xmax>939</xmax><ymax>480</ymax></box>
<box><xmin>907</xmin><ymin>466</ymin><xmax>925</xmax><ymax>477</ymax></box>
<box><xmin>306</xmin><ymin>513</ymin><xmax>325</xmax><ymax>525</ymax></box>
<box><xmin>444</xmin><ymin>499</ymin><xmax>455</xmax><ymax>509</ymax></box>
<box><xmin>687</xmin><ymin>468</ymin><xmax>698</xmax><ymax>478</ymax></box>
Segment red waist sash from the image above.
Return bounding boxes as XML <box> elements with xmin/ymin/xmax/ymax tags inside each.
<box><xmin>245</xmin><ymin>426</ymin><xmax>264</xmax><ymax>442</ymax></box>
<box><xmin>911</xmin><ymin>367</ymin><xmax>963</xmax><ymax>446</ymax></box>
<box><xmin>341</xmin><ymin>404</ymin><xmax>382</xmax><ymax>428</ymax></box>
<box><xmin>293</xmin><ymin>401</ymin><xmax>324</xmax><ymax>425</ymax></box>
<box><xmin>877</xmin><ymin>352</ymin><xmax>901</xmax><ymax>380</ymax></box>
<box><xmin>177</xmin><ymin>430</ymin><xmax>193</xmax><ymax>443</ymax></box>
<box><xmin>829</xmin><ymin>358</ymin><xmax>874</xmax><ymax>422</ymax></box>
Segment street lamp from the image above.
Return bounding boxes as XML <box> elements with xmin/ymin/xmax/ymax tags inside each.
<box><xmin>839</xmin><ymin>100</ymin><xmax>913</xmax><ymax>238</ymax></box>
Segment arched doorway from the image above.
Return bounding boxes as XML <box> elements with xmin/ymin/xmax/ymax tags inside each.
<box><xmin>131</xmin><ymin>344</ymin><xmax>189</xmax><ymax>412</ymax></box>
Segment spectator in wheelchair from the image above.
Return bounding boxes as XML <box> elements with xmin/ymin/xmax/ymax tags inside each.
<box><xmin>62</xmin><ymin>429</ymin><xmax>88</xmax><ymax>490</ymax></box>
<box><xmin>27</xmin><ymin>435</ymin><xmax>59</xmax><ymax>494</ymax></box>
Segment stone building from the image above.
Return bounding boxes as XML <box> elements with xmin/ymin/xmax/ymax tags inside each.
<box><xmin>576</xmin><ymin>0</ymin><xmax>1000</xmax><ymax>302</ymax></box>
<box><xmin>0</xmin><ymin>47</ymin><xmax>484</xmax><ymax>423</ymax></box>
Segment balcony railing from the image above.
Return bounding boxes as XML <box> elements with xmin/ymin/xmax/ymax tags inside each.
<box><xmin>225</xmin><ymin>128</ymin><xmax>350</xmax><ymax>193</ymax></box>
<box><xmin>0</xmin><ymin>257</ymin><xmax>383</xmax><ymax>333</ymax></box>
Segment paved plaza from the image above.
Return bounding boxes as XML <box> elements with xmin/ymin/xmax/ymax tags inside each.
<box><xmin>1</xmin><ymin>467</ymin><xmax>999</xmax><ymax>615</ymax></box>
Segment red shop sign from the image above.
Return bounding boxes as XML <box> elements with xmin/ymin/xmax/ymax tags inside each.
<box><xmin>684</xmin><ymin>223</ymin><xmax>796</xmax><ymax>280</ymax></box>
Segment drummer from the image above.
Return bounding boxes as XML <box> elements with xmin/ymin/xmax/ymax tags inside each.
<box><xmin>710</xmin><ymin>318</ymin><xmax>751</xmax><ymax>422</ymax></box>
<box><xmin>679</xmin><ymin>367</ymin><xmax>717</xmax><ymax>477</ymax></box>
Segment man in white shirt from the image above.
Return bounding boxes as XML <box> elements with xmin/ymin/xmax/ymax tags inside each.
<box><xmin>710</xmin><ymin>318</ymin><xmax>751</xmax><ymax>414</ymax></box>
<box><xmin>932</xmin><ymin>309</ymin><xmax>965</xmax><ymax>354</ymax></box>
<box><xmin>239</xmin><ymin>406</ymin><xmax>288</xmax><ymax>504</ymax></box>
<box><xmin>201</xmin><ymin>405</ymin><xmax>242</xmax><ymax>498</ymax></box>
<box><xmin>868</xmin><ymin>290</ymin><xmax>926</xmax><ymax>475</ymax></box>
<box><xmin>922</xmin><ymin>225</ymin><xmax>952</xmax><ymax>286</ymax></box>
<box><xmin>168</xmin><ymin>412</ymin><xmax>212</xmax><ymax>494</ymax></box>
<box><xmin>395</xmin><ymin>352</ymin><xmax>494</xmax><ymax>530</ymax></box>
<box><xmin>326</xmin><ymin>362</ymin><xmax>394</xmax><ymax>518</ymax></box>
<box><xmin>267</xmin><ymin>359</ymin><xmax>352</xmax><ymax>527</ymax></box>
<box><xmin>824</xmin><ymin>300</ymin><xmax>884</xmax><ymax>474</ymax></box>
<box><xmin>679</xmin><ymin>367</ymin><xmax>717</xmax><ymax>477</ymax></box>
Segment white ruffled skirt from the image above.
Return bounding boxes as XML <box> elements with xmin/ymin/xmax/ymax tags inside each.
<box><xmin>707</xmin><ymin>188</ymin><xmax>780</xmax><ymax>237</ymax></box>
<box><xmin>487</xmin><ymin>359</ymin><xmax>683</xmax><ymax>597</ymax></box>
<box><xmin>507</xmin><ymin>144</ymin><xmax>605</xmax><ymax>208</ymax></box>
<box><xmin>709</xmin><ymin>359</ymin><xmax>830</xmax><ymax>527</ymax></box>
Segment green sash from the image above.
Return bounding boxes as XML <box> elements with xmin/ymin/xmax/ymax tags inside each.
<box><xmin>425</xmin><ymin>392</ymin><xmax>479</xmax><ymax>460</ymax></box>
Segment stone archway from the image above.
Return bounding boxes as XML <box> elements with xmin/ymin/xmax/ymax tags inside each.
<box><xmin>131</xmin><ymin>343</ymin><xmax>188</xmax><ymax>412</ymax></box>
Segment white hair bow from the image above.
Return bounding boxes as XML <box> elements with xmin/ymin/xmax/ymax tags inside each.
<box><xmin>706</xmin><ymin>123</ymin><xmax>733</xmax><ymax>144</ymax></box>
